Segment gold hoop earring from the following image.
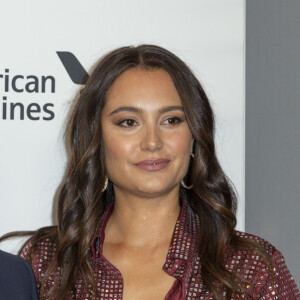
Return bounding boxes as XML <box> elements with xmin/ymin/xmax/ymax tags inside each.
<box><xmin>181</xmin><ymin>179</ymin><xmax>193</xmax><ymax>189</ymax></box>
<box><xmin>181</xmin><ymin>152</ymin><xmax>194</xmax><ymax>189</ymax></box>
<box><xmin>101</xmin><ymin>176</ymin><xmax>108</xmax><ymax>192</ymax></box>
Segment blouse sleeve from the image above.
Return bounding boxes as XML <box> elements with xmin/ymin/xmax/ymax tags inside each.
<box><xmin>258</xmin><ymin>250</ymin><xmax>300</xmax><ymax>299</ymax></box>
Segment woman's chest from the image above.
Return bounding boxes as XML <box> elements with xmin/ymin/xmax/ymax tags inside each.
<box><xmin>121</xmin><ymin>268</ymin><xmax>177</xmax><ymax>300</ymax></box>
<box><xmin>88</xmin><ymin>253</ymin><xmax>217</xmax><ymax>300</ymax></box>
<box><xmin>100</xmin><ymin>244</ymin><xmax>178</xmax><ymax>300</ymax></box>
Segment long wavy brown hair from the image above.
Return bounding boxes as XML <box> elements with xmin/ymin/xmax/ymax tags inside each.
<box><xmin>0</xmin><ymin>45</ymin><xmax>273</xmax><ymax>299</ymax></box>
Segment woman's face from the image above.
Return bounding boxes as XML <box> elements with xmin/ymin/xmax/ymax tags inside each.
<box><xmin>101</xmin><ymin>68</ymin><xmax>193</xmax><ymax>198</ymax></box>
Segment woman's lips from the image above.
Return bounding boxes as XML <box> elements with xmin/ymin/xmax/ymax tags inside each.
<box><xmin>135</xmin><ymin>159</ymin><xmax>170</xmax><ymax>171</ymax></box>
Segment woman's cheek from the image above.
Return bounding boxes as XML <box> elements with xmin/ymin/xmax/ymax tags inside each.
<box><xmin>103</xmin><ymin>136</ymin><xmax>133</xmax><ymax>173</ymax></box>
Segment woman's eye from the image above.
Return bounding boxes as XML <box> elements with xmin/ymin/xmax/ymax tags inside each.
<box><xmin>118</xmin><ymin>119</ymin><xmax>138</xmax><ymax>127</ymax></box>
<box><xmin>162</xmin><ymin>117</ymin><xmax>183</xmax><ymax>125</ymax></box>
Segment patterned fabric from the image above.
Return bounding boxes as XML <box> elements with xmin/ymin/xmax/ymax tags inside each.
<box><xmin>21</xmin><ymin>198</ymin><xmax>300</xmax><ymax>299</ymax></box>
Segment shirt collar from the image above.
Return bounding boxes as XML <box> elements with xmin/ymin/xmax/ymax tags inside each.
<box><xmin>91</xmin><ymin>197</ymin><xmax>200</xmax><ymax>264</ymax></box>
<box><xmin>166</xmin><ymin>197</ymin><xmax>200</xmax><ymax>263</ymax></box>
<box><xmin>91</xmin><ymin>201</ymin><xmax>114</xmax><ymax>260</ymax></box>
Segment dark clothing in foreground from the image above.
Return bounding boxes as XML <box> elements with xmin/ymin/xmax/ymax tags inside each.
<box><xmin>0</xmin><ymin>249</ymin><xmax>38</xmax><ymax>300</ymax></box>
<box><xmin>22</xmin><ymin>198</ymin><xmax>300</xmax><ymax>299</ymax></box>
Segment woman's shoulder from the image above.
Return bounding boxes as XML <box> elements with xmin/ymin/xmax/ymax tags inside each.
<box><xmin>224</xmin><ymin>230</ymin><xmax>277</xmax><ymax>274</ymax></box>
<box><xmin>233</xmin><ymin>230</ymin><xmax>277</xmax><ymax>255</ymax></box>
<box><xmin>20</xmin><ymin>229</ymin><xmax>58</xmax><ymax>287</ymax></box>
<box><xmin>227</xmin><ymin>230</ymin><xmax>286</xmax><ymax>270</ymax></box>
<box><xmin>226</xmin><ymin>230</ymin><xmax>300</xmax><ymax>298</ymax></box>
<box><xmin>21</xmin><ymin>235</ymin><xmax>57</xmax><ymax>260</ymax></box>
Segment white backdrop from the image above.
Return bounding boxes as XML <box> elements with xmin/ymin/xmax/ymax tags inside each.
<box><xmin>0</xmin><ymin>0</ymin><xmax>244</xmax><ymax>253</ymax></box>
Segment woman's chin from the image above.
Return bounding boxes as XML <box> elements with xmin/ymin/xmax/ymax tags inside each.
<box><xmin>134</xmin><ymin>184</ymin><xmax>178</xmax><ymax>198</ymax></box>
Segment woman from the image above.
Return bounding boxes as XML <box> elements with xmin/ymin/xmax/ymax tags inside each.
<box><xmin>3</xmin><ymin>45</ymin><xmax>299</xmax><ymax>299</ymax></box>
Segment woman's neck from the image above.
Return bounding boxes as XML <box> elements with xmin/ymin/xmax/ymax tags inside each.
<box><xmin>104</xmin><ymin>188</ymin><xmax>181</xmax><ymax>249</ymax></box>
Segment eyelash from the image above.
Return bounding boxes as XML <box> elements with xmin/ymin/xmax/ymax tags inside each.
<box><xmin>162</xmin><ymin>117</ymin><xmax>183</xmax><ymax>125</ymax></box>
<box><xmin>118</xmin><ymin>117</ymin><xmax>183</xmax><ymax>128</ymax></box>
<box><xmin>118</xmin><ymin>119</ymin><xmax>138</xmax><ymax>127</ymax></box>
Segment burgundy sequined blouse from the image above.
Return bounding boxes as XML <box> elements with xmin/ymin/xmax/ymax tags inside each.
<box><xmin>21</xmin><ymin>198</ymin><xmax>300</xmax><ymax>299</ymax></box>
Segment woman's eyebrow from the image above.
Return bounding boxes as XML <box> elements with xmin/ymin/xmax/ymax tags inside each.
<box><xmin>109</xmin><ymin>106</ymin><xmax>142</xmax><ymax>115</ymax></box>
<box><xmin>109</xmin><ymin>105</ymin><xmax>183</xmax><ymax>115</ymax></box>
<box><xmin>159</xmin><ymin>106</ymin><xmax>184</xmax><ymax>113</ymax></box>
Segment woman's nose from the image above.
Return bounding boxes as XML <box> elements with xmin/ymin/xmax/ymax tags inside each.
<box><xmin>140</xmin><ymin>125</ymin><xmax>163</xmax><ymax>152</ymax></box>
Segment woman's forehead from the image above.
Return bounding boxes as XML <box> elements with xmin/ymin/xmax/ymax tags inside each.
<box><xmin>104</xmin><ymin>68</ymin><xmax>182</xmax><ymax>112</ymax></box>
